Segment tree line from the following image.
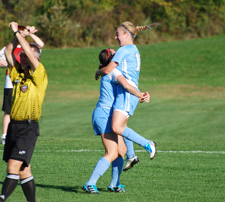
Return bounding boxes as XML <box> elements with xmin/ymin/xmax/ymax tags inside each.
<box><xmin>0</xmin><ymin>0</ymin><xmax>225</xmax><ymax>48</ymax></box>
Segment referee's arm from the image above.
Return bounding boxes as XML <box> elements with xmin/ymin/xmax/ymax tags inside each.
<box><xmin>4</xmin><ymin>37</ymin><xmax>19</xmax><ymax>69</ymax></box>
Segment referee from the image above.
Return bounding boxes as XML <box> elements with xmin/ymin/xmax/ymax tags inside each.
<box><xmin>0</xmin><ymin>22</ymin><xmax>48</xmax><ymax>202</ymax></box>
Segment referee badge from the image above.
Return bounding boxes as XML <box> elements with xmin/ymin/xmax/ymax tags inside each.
<box><xmin>21</xmin><ymin>85</ymin><xmax>28</xmax><ymax>93</ymax></box>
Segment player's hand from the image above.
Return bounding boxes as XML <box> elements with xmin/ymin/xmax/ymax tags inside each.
<box><xmin>139</xmin><ymin>92</ymin><xmax>150</xmax><ymax>103</ymax></box>
<box><xmin>0</xmin><ymin>59</ymin><xmax>8</xmax><ymax>68</ymax></box>
<box><xmin>143</xmin><ymin>92</ymin><xmax>150</xmax><ymax>103</ymax></box>
<box><xmin>26</xmin><ymin>26</ymin><xmax>38</xmax><ymax>34</ymax></box>
<box><xmin>20</xmin><ymin>28</ymin><xmax>30</xmax><ymax>37</ymax></box>
<box><xmin>9</xmin><ymin>22</ymin><xmax>18</xmax><ymax>32</ymax></box>
<box><xmin>95</xmin><ymin>69</ymin><xmax>101</xmax><ymax>80</ymax></box>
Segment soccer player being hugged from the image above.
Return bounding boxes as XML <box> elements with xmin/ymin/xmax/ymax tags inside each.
<box><xmin>0</xmin><ymin>22</ymin><xmax>48</xmax><ymax>202</ymax></box>
<box><xmin>83</xmin><ymin>48</ymin><xmax>150</xmax><ymax>194</ymax></box>
<box><xmin>95</xmin><ymin>21</ymin><xmax>158</xmax><ymax>173</ymax></box>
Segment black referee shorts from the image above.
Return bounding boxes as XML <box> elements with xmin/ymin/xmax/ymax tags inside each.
<box><xmin>2</xmin><ymin>88</ymin><xmax>13</xmax><ymax>114</ymax></box>
<box><xmin>3</xmin><ymin>119</ymin><xmax>40</xmax><ymax>167</ymax></box>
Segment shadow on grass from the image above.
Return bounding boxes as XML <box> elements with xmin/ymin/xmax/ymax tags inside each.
<box><xmin>36</xmin><ymin>184</ymin><xmax>109</xmax><ymax>194</ymax></box>
<box><xmin>0</xmin><ymin>182</ymin><xmax>80</xmax><ymax>193</ymax></box>
<box><xmin>36</xmin><ymin>183</ymin><xmax>79</xmax><ymax>193</ymax></box>
<box><xmin>0</xmin><ymin>180</ymin><xmax>110</xmax><ymax>194</ymax></box>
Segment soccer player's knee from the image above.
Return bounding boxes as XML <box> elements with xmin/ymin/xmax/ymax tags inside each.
<box><xmin>19</xmin><ymin>166</ymin><xmax>32</xmax><ymax>179</ymax></box>
<box><xmin>108</xmin><ymin>151</ymin><xmax>119</xmax><ymax>162</ymax></box>
<box><xmin>111</xmin><ymin>124</ymin><xmax>121</xmax><ymax>135</ymax></box>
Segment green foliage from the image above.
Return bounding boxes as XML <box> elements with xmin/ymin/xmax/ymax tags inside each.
<box><xmin>37</xmin><ymin>2</ymin><xmax>69</xmax><ymax>47</ymax></box>
<box><xmin>0</xmin><ymin>0</ymin><xmax>225</xmax><ymax>46</ymax></box>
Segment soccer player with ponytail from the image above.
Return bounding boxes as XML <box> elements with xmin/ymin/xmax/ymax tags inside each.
<box><xmin>95</xmin><ymin>22</ymin><xmax>158</xmax><ymax>170</ymax></box>
<box><xmin>83</xmin><ymin>48</ymin><xmax>149</xmax><ymax>194</ymax></box>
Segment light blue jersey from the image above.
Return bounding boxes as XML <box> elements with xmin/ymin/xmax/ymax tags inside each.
<box><xmin>112</xmin><ymin>45</ymin><xmax>140</xmax><ymax>116</ymax></box>
<box><xmin>112</xmin><ymin>44</ymin><xmax>140</xmax><ymax>87</ymax></box>
<box><xmin>96</xmin><ymin>74</ymin><xmax>117</xmax><ymax>108</ymax></box>
<box><xmin>93</xmin><ymin>69</ymin><xmax>121</xmax><ymax>135</ymax></box>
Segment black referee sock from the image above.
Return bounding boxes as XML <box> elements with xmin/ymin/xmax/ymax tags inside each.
<box><xmin>0</xmin><ymin>174</ymin><xmax>19</xmax><ymax>202</ymax></box>
<box><xmin>20</xmin><ymin>176</ymin><xmax>36</xmax><ymax>202</ymax></box>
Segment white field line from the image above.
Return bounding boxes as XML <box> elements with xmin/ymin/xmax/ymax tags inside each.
<box><xmin>0</xmin><ymin>149</ymin><xmax>225</xmax><ymax>154</ymax></box>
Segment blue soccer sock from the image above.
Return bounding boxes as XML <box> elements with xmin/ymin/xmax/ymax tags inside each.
<box><xmin>87</xmin><ymin>157</ymin><xmax>110</xmax><ymax>186</ymax></box>
<box><xmin>123</xmin><ymin>137</ymin><xmax>135</xmax><ymax>159</ymax></box>
<box><xmin>110</xmin><ymin>157</ymin><xmax>124</xmax><ymax>187</ymax></box>
<box><xmin>122</xmin><ymin>127</ymin><xmax>150</xmax><ymax>147</ymax></box>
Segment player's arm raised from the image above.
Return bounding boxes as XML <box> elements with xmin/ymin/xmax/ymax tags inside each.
<box><xmin>26</xmin><ymin>26</ymin><xmax>45</xmax><ymax>49</ymax></box>
<box><xmin>9</xmin><ymin>22</ymin><xmax>39</xmax><ymax>71</ymax></box>
<box><xmin>4</xmin><ymin>35</ymin><xmax>19</xmax><ymax>69</ymax></box>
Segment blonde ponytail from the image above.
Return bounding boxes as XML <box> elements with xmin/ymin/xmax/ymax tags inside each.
<box><xmin>136</xmin><ymin>26</ymin><xmax>150</xmax><ymax>31</ymax></box>
<box><xmin>121</xmin><ymin>22</ymin><xmax>160</xmax><ymax>38</ymax></box>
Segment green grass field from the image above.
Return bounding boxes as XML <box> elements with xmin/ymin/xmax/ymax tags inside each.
<box><xmin>0</xmin><ymin>35</ymin><xmax>225</xmax><ymax>202</ymax></box>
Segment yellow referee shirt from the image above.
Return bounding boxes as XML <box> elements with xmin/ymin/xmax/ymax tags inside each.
<box><xmin>10</xmin><ymin>62</ymin><xmax>48</xmax><ymax>121</ymax></box>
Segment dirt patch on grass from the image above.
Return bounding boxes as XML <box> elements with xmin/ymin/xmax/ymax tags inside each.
<box><xmin>45</xmin><ymin>85</ymin><xmax>225</xmax><ymax>102</ymax></box>
<box><xmin>147</xmin><ymin>85</ymin><xmax>225</xmax><ymax>99</ymax></box>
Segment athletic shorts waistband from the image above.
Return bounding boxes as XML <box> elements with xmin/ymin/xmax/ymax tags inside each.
<box><xmin>11</xmin><ymin>119</ymin><xmax>38</xmax><ymax>124</ymax></box>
